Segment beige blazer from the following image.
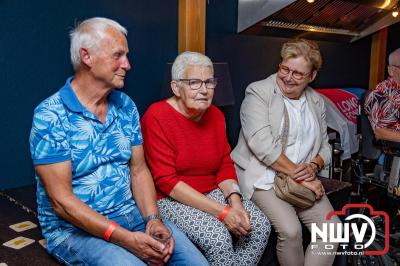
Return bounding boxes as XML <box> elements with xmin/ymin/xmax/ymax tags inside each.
<box><xmin>231</xmin><ymin>73</ymin><xmax>331</xmax><ymax>199</ymax></box>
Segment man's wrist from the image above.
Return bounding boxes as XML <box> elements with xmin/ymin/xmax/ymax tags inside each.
<box><xmin>143</xmin><ymin>214</ymin><xmax>162</xmax><ymax>223</ymax></box>
<box><xmin>104</xmin><ymin>222</ymin><xmax>119</xmax><ymax>241</ymax></box>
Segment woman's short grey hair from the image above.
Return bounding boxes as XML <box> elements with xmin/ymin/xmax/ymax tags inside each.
<box><xmin>281</xmin><ymin>39</ymin><xmax>322</xmax><ymax>71</ymax></box>
<box><xmin>70</xmin><ymin>17</ymin><xmax>127</xmax><ymax>70</ymax></box>
<box><xmin>171</xmin><ymin>51</ymin><xmax>213</xmax><ymax>80</ymax></box>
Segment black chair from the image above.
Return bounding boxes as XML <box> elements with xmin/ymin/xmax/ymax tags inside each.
<box><xmin>378</xmin><ymin>139</ymin><xmax>400</xmax><ymax>197</ymax></box>
<box><xmin>353</xmin><ymin>90</ymin><xmax>400</xmax><ymax>198</ymax></box>
<box><xmin>351</xmin><ymin>91</ymin><xmax>400</xmax><ymax>265</ymax></box>
<box><xmin>353</xmin><ymin>91</ymin><xmax>383</xmax><ymax>186</ymax></box>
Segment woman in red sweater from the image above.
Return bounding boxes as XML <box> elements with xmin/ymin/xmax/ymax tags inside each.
<box><xmin>141</xmin><ymin>51</ymin><xmax>270</xmax><ymax>266</ymax></box>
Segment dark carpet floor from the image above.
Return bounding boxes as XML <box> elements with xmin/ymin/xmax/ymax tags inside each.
<box><xmin>0</xmin><ymin>179</ymin><xmax>351</xmax><ymax>266</ymax></box>
<box><xmin>0</xmin><ymin>186</ymin><xmax>59</xmax><ymax>266</ymax></box>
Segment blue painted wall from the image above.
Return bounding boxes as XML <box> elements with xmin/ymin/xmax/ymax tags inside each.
<box><xmin>0</xmin><ymin>0</ymin><xmax>178</xmax><ymax>189</ymax></box>
<box><xmin>4</xmin><ymin>0</ymin><xmax>398</xmax><ymax>190</ymax></box>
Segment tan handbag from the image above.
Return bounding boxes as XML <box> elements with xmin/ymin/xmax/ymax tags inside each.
<box><xmin>274</xmin><ymin>106</ymin><xmax>316</xmax><ymax>209</ymax></box>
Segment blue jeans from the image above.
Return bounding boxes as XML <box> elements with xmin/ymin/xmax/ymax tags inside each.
<box><xmin>51</xmin><ymin>207</ymin><xmax>209</xmax><ymax>265</ymax></box>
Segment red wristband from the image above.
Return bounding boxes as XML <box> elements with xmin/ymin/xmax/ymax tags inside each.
<box><xmin>104</xmin><ymin>222</ymin><xmax>118</xmax><ymax>241</ymax></box>
<box><xmin>218</xmin><ymin>206</ymin><xmax>232</xmax><ymax>222</ymax></box>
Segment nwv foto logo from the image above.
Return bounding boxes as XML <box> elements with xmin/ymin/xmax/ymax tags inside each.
<box><xmin>310</xmin><ymin>203</ymin><xmax>389</xmax><ymax>255</ymax></box>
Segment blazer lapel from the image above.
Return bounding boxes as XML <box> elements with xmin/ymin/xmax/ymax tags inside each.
<box><xmin>270</xmin><ymin>78</ymin><xmax>285</xmax><ymax>136</ymax></box>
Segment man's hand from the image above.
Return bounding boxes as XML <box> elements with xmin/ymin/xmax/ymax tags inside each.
<box><xmin>145</xmin><ymin>219</ymin><xmax>174</xmax><ymax>264</ymax></box>
<box><xmin>121</xmin><ymin>230</ymin><xmax>169</xmax><ymax>266</ymax></box>
<box><xmin>302</xmin><ymin>179</ymin><xmax>324</xmax><ymax>200</ymax></box>
<box><xmin>223</xmin><ymin>201</ymin><xmax>251</xmax><ymax>237</ymax></box>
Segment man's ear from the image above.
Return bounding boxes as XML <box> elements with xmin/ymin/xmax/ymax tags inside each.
<box><xmin>388</xmin><ymin>65</ymin><xmax>394</xmax><ymax>78</ymax></box>
<box><xmin>80</xmin><ymin>48</ymin><xmax>92</xmax><ymax>67</ymax></box>
<box><xmin>171</xmin><ymin>81</ymin><xmax>181</xmax><ymax>97</ymax></box>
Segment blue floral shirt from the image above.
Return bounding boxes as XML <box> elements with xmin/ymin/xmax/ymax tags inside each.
<box><xmin>29</xmin><ymin>77</ymin><xmax>142</xmax><ymax>251</ymax></box>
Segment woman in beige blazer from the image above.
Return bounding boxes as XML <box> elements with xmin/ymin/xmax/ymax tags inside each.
<box><xmin>231</xmin><ymin>39</ymin><xmax>341</xmax><ymax>266</ymax></box>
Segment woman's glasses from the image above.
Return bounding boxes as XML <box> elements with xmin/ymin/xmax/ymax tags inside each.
<box><xmin>178</xmin><ymin>78</ymin><xmax>218</xmax><ymax>90</ymax></box>
<box><xmin>278</xmin><ymin>64</ymin><xmax>311</xmax><ymax>80</ymax></box>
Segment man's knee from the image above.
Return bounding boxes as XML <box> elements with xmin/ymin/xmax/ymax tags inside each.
<box><xmin>52</xmin><ymin>235</ymin><xmax>146</xmax><ymax>266</ymax></box>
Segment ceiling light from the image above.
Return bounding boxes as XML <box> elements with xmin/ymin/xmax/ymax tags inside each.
<box><xmin>380</xmin><ymin>0</ymin><xmax>391</xmax><ymax>9</ymax></box>
<box><xmin>392</xmin><ymin>0</ymin><xmax>400</xmax><ymax>17</ymax></box>
<box><xmin>307</xmin><ymin>0</ymin><xmax>315</xmax><ymax>3</ymax></box>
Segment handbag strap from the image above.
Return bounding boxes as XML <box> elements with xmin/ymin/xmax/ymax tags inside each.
<box><xmin>275</xmin><ymin>104</ymin><xmax>290</xmax><ymax>177</ymax></box>
<box><xmin>275</xmin><ymin>102</ymin><xmax>290</xmax><ymax>177</ymax></box>
<box><xmin>281</xmin><ymin>104</ymin><xmax>289</xmax><ymax>153</ymax></box>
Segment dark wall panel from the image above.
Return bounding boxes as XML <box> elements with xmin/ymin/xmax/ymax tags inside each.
<box><xmin>207</xmin><ymin>34</ymin><xmax>371</xmax><ymax>102</ymax></box>
<box><xmin>206</xmin><ymin>1</ymin><xmax>371</xmax><ymax>146</ymax></box>
<box><xmin>387</xmin><ymin>22</ymin><xmax>400</xmax><ymax>67</ymax></box>
<box><xmin>207</xmin><ymin>34</ymin><xmax>371</xmax><ymax>145</ymax></box>
<box><xmin>0</xmin><ymin>0</ymin><xmax>178</xmax><ymax>189</ymax></box>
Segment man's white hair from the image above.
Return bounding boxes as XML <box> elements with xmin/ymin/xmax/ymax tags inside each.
<box><xmin>69</xmin><ymin>17</ymin><xmax>127</xmax><ymax>70</ymax></box>
<box><xmin>388</xmin><ymin>48</ymin><xmax>400</xmax><ymax>66</ymax></box>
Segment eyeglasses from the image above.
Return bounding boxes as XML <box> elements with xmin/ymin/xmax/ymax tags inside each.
<box><xmin>390</xmin><ymin>64</ymin><xmax>400</xmax><ymax>70</ymax></box>
<box><xmin>278</xmin><ymin>64</ymin><xmax>312</xmax><ymax>80</ymax></box>
<box><xmin>178</xmin><ymin>78</ymin><xmax>218</xmax><ymax>90</ymax></box>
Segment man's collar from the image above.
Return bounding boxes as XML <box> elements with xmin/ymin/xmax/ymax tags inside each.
<box><xmin>60</xmin><ymin>77</ymin><xmax>84</xmax><ymax>112</ymax></box>
<box><xmin>108</xmin><ymin>89</ymin><xmax>124</xmax><ymax>109</ymax></box>
<box><xmin>388</xmin><ymin>77</ymin><xmax>400</xmax><ymax>88</ymax></box>
<box><xmin>60</xmin><ymin>77</ymin><xmax>124</xmax><ymax>113</ymax></box>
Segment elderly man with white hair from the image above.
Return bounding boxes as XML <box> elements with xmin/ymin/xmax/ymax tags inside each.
<box><xmin>365</xmin><ymin>48</ymin><xmax>400</xmax><ymax>141</ymax></box>
<box><xmin>29</xmin><ymin>17</ymin><xmax>208</xmax><ymax>266</ymax></box>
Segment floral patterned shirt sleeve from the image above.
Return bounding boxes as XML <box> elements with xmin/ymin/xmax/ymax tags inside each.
<box><xmin>364</xmin><ymin>78</ymin><xmax>400</xmax><ymax>131</ymax></box>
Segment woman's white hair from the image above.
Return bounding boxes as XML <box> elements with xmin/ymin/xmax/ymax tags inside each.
<box><xmin>171</xmin><ymin>51</ymin><xmax>213</xmax><ymax>80</ymax></box>
<box><xmin>69</xmin><ymin>17</ymin><xmax>127</xmax><ymax>70</ymax></box>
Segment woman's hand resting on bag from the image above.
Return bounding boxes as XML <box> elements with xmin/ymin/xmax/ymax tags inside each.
<box><xmin>301</xmin><ymin>179</ymin><xmax>325</xmax><ymax>200</ymax></box>
<box><xmin>292</xmin><ymin>163</ymin><xmax>317</xmax><ymax>182</ymax></box>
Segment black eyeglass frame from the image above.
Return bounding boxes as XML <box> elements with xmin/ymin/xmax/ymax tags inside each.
<box><xmin>177</xmin><ymin>78</ymin><xmax>218</xmax><ymax>90</ymax></box>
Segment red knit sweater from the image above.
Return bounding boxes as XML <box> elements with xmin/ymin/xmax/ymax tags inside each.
<box><xmin>141</xmin><ymin>100</ymin><xmax>237</xmax><ymax>199</ymax></box>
